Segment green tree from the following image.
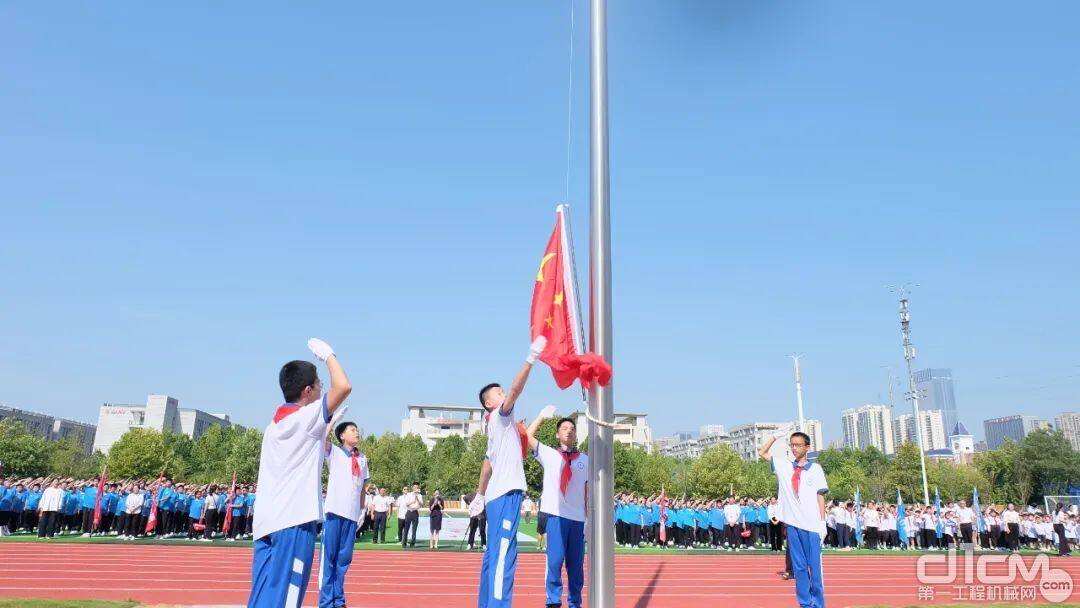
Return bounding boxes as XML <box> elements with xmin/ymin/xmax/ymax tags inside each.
<box><xmin>825</xmin><ymin>461</ymin><xmax>870</xmax><ymax>502</ymax></box>
<box><xmin>0</xmin><ymin>420</ymin><xmax>49</xmax><ymax>477</ymax></box>
<box><xmin>613</xmin><ymin>442</ymin><xmax>646</xmax><ymax>495</ymax></box>
<box><xmin>974</xmin><ymin>442</ymin><xmax>1020</xmax><ymax>504</ymax></box>
<box><xmin>426</xmin><ymin>434</ymin><xmax>466</xmax><ymax>496</ymax></box>
<box><xmin>884</xmin><ymin>442</ymin><xmax>927</xmax><ymax>505</ymax></box>
<box><xmin>399</xmin><ymin>433</ymin><xmax>430</xmax><ymax>491</ymax></box>
<box><xmin>1017</xmin><ymin>429</ymin><xmax>1080</xmax><ymax>502</ymax></box>
<box><xmin>225</xmin><ymin>428</ymin><xmax>263</xmax><ymax>484</ymax></box>
<box><xmin>48</xmin><ymin>438</ymin><xmax>105</xmax><ymax>479</ymax></box>
<box><xmin>741</xmin><ymin>458</ymin><xmax>777</xmax><ymax>498</ymax></box>
<box><xmin>107</xmin><ymin>428</ymin><xmax>172</xmax><ymax>479</ymax></box>
<box><xmin>687</xmin><ymin>445</ymin><xmax>742</xmax><ymax>499</ymax></box>
<box><xmin>454</xmin><ymin>433</ymin><xmax>488</xmax><ymax>497</ymax></box>
<box><xmin>638</xmin><ymin>452</ymin><xmax>677</xmax><ymax>496</ymax></box>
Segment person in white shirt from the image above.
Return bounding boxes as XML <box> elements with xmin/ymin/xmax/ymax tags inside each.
<box><xmin>956</xmin><ymin>500</ymin><xmax>975</xmax><ymax>545</ymax></box>
<box><xmin>395</xmin><ymin>488</ymin><xmax>408</xmax><ymax>543</ymax></box>
<box><xmin>37</xmin><ymin>480</ymin><xmax>63</xmax><ymax>539</ymax></box>
<box><xmin>1003</xmin><ymin>504</ymin><xmax>1021</xmax><ymax>551</ymax></box>
<box><xmin>526</xmin><ymin>412</ymin><xmax>588</xmax><ymax>608</ymax></box>
<box><xmin>521</xmin><ymin>496</ymin><xmax>535</xmax><ymax>525</ymax></box>
<box><xmin>831</xmin><ymin>502</ymin><xmax>849</xmax><ymax>550</ymax></box>
<box><xmin>123</xmin><ymin>484</ymin><xmax>146</xmax><ymax>540</ymax></box>
<box><xmin>401</xmin><ymin>484</ymin><xmax>422</xmax><ymax>548</ymax></box>
<box><xmin>370</xmin><ymin>488</ymin><xmax>391</xmax><ymax>544</ymax></box>
<box><xmin>759</xmin><ymin>430</ymin><xmax>828</xmax><ymax>608</ymax></box>
<box><xmin>248</xmin><ymin>338</ymin><xmax>352</xmax><ymax>608</ymax></box>
<box><xmin>474</xmin><ymin>336</ymin><xmax>546</xmax><ymax>608</ymax></box>
<box><xmin>319</xmin><ymin>420</ymin><xmax>369</xmax><ymax>608</ymax></box>
<box><xmin>864</xmin><ymin>502</ymin><xmax>881</xmax><ymax>550</ymax></box>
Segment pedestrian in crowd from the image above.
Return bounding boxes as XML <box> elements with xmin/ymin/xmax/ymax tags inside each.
<box><xmin>1003</xmin><ymin>503</ymin><xmax>1021</xmax><ymax>551</ymax></box>
<box><xmin>521</xmin><ymin>495</ymin><xmax>535</xmax><ymax>526</ymax></box>
<box><xmin>428</xmin><ymin>491</ymin><xmax>445</xmax><ymax>550</ymax></box>
<box><xmin>466</xmin><ymin>489</ymin><xmax>488</xmax><ymax>551</ymax></box>
<box><xmin>370</xmin><ymin>487</ymin><xmax>391</xmax><ymax>544</ymax></box>
<box><xmin>402</xmin><ymin>483</ymin><xmax>422</xmax><ymax>548</ymax></box>
<box><xmin>37</xmin><ymin>479</ymin><xmax>63</xmax><ymax>539</ymax></box>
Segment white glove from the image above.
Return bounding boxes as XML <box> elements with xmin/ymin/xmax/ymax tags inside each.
<box><xmin>774</xmin><ymin>423</ymin><xmax>795</xmax><ymax>440</ymax></box>
<box><xmin>469</xmin><ymin>494</ymin><xmax>486</xmax><ymax>517</ymax></box>
<box><xmin>525</xmin><ymin>336</ymin><xmax>548</xmax><ymax>364</ymax></box>
<box><xmin>817</xmin><ymin>519</ymin><xmax>828</xmax><ymax>541</ymax></box>
<box><xmin>308</xmin><ymin>338</ymin><xmax>335</xmax><ymax>362</ymax></box>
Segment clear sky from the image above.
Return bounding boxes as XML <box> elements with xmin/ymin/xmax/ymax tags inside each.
<box><xmin>2</xmin><ymin>2</ymin><xmax>1077</xmax><ymax>444</ymax></box>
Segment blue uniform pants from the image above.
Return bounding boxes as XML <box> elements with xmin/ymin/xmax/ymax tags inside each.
<box><xmin>545</xmin><ymin>515</ymin><xmax>585</xmax><ymax>608</ymax></box>
<box><xmin>787</xmin><ymin>525</ymin><xmax>826</xmax><ymax>608</ymax></box>
<box><xmin>319</xmin><ymin>513</ymin><xmax>358</xmax><ymax>608</ymax></box>
<box><xmin>248</xmin><ymin>521</ymin><xmax>318</xmax><ymax>608</ymax></box>
<box><xmin>478</xmin><ymin>490</ymin><xmax>522</xmax><ymax>608</ymax></box>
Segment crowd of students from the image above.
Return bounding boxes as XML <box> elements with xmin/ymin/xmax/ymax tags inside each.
<box><xmin>0</xmin><ymin>475</ymin><xmax>256</xmax><ymax>541</ymax></box>
<box><xmin>609</xmin><ymin>492</ymin><xmax>1080</xmax><ymax>556</ymax></box>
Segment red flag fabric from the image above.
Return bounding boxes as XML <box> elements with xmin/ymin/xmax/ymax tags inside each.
<box><xmin>530</xmin><ymin>211</ymin><xmax>612</xmax><ymax>390</ymax></box>
<box><xmin>222</xmin><ymin>472</ymin><xmax>237</xmax><ymax>535</ymax></box>
<box><xmin>659</xmin><ymin>488</ymin><xmax>668</xmax><ymax>544</ymax></box>
<box><xmin>92</xmin><ymin>466</ymin><xmax>107</xmax><ymax>530</ymax></box>
<box><xmin>144</xmin><ymin>473</ymin><xmax>165</xmax><ymax>534</ymax></box>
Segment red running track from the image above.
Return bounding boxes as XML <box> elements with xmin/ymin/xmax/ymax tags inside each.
<box><xmin>2</xmin><ymin>543</ymin><xmax>1080</xmax><ymax>607</ymax></box>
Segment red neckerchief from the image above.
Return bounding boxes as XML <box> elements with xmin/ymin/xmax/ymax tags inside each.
<box><xmin>273</xmin><ymin>403</ymin><xmax>302</xmax><ymax>423</ymax></box>
<box><xmin>485</xmin><ymin>411</ymin><xmax>529</xmax><ymax>458</ymax></box>
<box><xmin>559</xmin><ymin>448</ymin><xmax>580</xmax><ymax>495</ymax></box>
<box><xmin>350</xmin><ymin>448</ymin><xmax>361</xmax><ymax>478</ymax></box>
<box><xmin>792</xmin><ymin>459</ymin><xmax>809</xmax><ymax>497</ymax></box>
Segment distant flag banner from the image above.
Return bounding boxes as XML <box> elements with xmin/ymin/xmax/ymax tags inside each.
<box><xmin>222</xmin><ymin>471</ymin><xmax>238</xmax><ymax>535</ymax></box>
<box><xmin>659</xmin><ymin>488</ymin><xmax>668</xmax><ymax>544</ymax></box>
<box><xmin>973</xmin><ymin>487</ymin><xmax>985</xmax><ymax>535</ymax></box>
<box><xmin>92</xmin><ymin>466</ymin><xmax>108</xmax><ymax>530</ymax></box>
<box><xmin>896</xmin><ymin>490</ymin><xmax>907</xmax><ymax>547</ymax></box>
<box><xmin>854</xmin><ymin>488</ymin><xmax>863</xmax><ymax>547</ymax></box>
<box><xmin>530</xmin><ymin>205</ymin><xmax>612</xmax><ymax>390</ymax></box>
<box><xmin>144</xmin><ymin>472</ymin><xmax>166</xmax><ymax>534</ymax></box>
<box><xmin>934</xmin><ymin>487</ymin><xmax>944</xmax><ymax>539</ymax></box>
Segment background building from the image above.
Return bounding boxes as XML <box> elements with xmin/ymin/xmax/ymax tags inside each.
<box><xmin>949</xmin><ymin>422</ymin><xmax>975</xmax><ymax>464</ymax></box>
<box><xmin>800</xmin><ymin>419</ymin><xmax>825</xmax><ymax>451</ymax></box>
<box><xmin>894</xmin><ymin>409</ymin><xmax>947</xmax><ymax>451</ymax></box>
<box><xmin>1055</xmin><ymin>412</ymin><xmax>1080</xmax><ymax>451</ymax></box>
<box><xmin>401</xmin><ymin>404</ymin><xmax>485</xmax><ymax>449</ymax></box>
<box><xmin>725</xmin><ymin>422</ymin><xmax>786</xmax><ymax>461</ymax></box>
<box><xmin>659</xmin><ymin>438</ymin><xmax>702</xmax><ymax>459</ymax></box>
<box><xmin>93</xmin><ymin>394</ymin><xmax>237</xmax><ymax>453</ymax></box>
<box><xmin>699</xmin><ymin>424</ymin><xmax>726</xmax><ymax>437</ymax></box>
<box><xmin>914</xmin><ymin>368</ymin><xmax>960</xmax><ymax>439</ymax></box>
<box><xmin>983</xmin><ymin>415</ymin><xmax>1051</xmax><ymax>450</ymax></box>
<box><xmin>0</xmin><ymin>404</ymin><xmax>97</xmax><ymax>453</ymax></box>
<box><xmin>841</xmin><ymin>404</ymin><xmax>895</xmax><ymax>454</ymax></box>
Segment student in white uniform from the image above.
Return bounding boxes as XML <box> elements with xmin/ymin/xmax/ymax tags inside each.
<box><xmin>526</xmin><ymin>413</ymin><xmax>588</xmax><ymax>608</ymax></box>
<box><xmin>319</xmin><ymin>421</ymin><xmax>369</xmax><ymax>608</ymax></box>
<box><xmin>474</xmin><ymin>336</ymin><xmax>546</xmax><ymax>608</ymax></box>
<box><xmin>248</xmin><ymin>338</ymin><xmax>352</xmax><ymax>608</ymax></box>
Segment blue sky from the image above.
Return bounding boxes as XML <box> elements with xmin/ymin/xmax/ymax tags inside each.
<box><xmin>1</xmin><ymin>2</ymin><xmax>1077</xmax><ymax>444</ymax></box>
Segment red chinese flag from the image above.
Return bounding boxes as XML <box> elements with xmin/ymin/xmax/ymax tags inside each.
<box><xmin>222</xmin><ymin>471</ymin><xmax>237</xmax><ymax>535</ymax></box>
<box><xmin>530</xmin><ymin>209</ymin><xmax>612</xmax><ymax>390</ymax></box>
<box><xmin>144</xmin><ymin>473</ymin><xmax>165</xmax><ymax>534</ymax></box>
<box><xmin>659</xmin><ymin>487</ymin><xmax>668</xmax><ymax>544</ymax></box>
<box><xmin>92</xmin><ymin>466</ymin><xmax>107</xmax><ymax>530</ymax></box>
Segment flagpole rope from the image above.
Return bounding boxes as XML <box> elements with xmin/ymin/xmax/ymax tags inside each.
<box><xmin>581</xmin><ymin>398</ymin><xmax>617</xmax><ymax>428</ymax></box>
<box><xmin>563</xmin><ymin>0</ymin><xmax>575</xmax><ymax>203</ymax></box>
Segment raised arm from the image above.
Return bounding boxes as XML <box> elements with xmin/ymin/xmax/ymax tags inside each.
<box><xmin>525</xmin><ymin>408</ymin><xmax>555</xmax><ymax>451</ymax></box>
<box><xmin>501</xmin><ymin>337</ymin><xmax>547</xmax><ymax>415</ymax></box>
<box><xmin>308</xmin><ymin>338</ymin><xmax>352</xmax><ymax>415</ymax></box>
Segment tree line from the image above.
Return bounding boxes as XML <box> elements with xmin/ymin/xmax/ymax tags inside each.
<box><xmin>2</xmin><ymin>417</ymin><xmax>1077</xmax><ymax>506</ymax></box>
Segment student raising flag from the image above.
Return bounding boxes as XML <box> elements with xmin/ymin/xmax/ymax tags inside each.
<box><xmin>144</xmin><ymin>468</ymin><xmax>167</xmax><ymax>535</ymax></box>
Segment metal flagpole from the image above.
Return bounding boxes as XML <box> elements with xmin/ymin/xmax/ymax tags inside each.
<box><xmin>790</xmin><ymin>354</ymin><xmax>805</xmax><ymax>432</ymax></box>
<box><xmin>587</xmin><ymin>0</ymin><xmax>614</xmax><ymax>605</ymax></box>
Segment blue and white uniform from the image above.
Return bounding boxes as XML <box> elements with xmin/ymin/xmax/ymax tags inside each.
<box><xmin>773</xmin><ymin>455</ymin><xmax>829</xmax><ymax>608</ymax></box>
<box><xmin>533</xmin><ymin>442</ymin><xmax>588</xmax><ymax>608</ymax></box>
<box><xmin>478</xmin><ymin>410</ymin><xmax>527</xmax><ymax>608</ymax></box>
<box><xmin>247</xmin><ymin>394</ymin><xmax>330</xmax><ymax>608</ymax></box>
<box><xmin>319</xmin><ymin>443</ymin><xmax>369</xmax><ymax>608</ymax></box>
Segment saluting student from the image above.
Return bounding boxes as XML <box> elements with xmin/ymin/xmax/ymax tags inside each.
<box><xmin>526</xmin><ymin>414</ymin><xmax>588</xmax><ymax>608</ymax></box>
<box><xmin>759</xmin><ymin>431</ymin><xmax>829</xmax><ymax>608</ymax></box>
<box><xmin>319</xmin><ymin>421</ymin><xmax>369</xmax><ymax>608</ymax></box>
<box><xmin>247</xmin><ymin>338</ymin><xmax>351</xmax><ymax>608</ymax></box>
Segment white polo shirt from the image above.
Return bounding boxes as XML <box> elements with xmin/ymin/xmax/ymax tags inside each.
<box><xmin>324</xmin><ymin>445</ymin><xmax>369</xmax><ymax>523</ymax></box>
<box><xmin>253</xmin><ymin>394</ymin><xmax>329</xmax><ymax>540</ymax></box>
<box><xmin>957</xmin><ymin>507</ymin><xmax>975</xmax><ymax>525</ymax></box>
<box><xmin>485</xmin><ymin>410</ymin><xmax>526</xmax><ymax>502</ymax></box>
<box><xmin>772</xmin><ymin>455</ymin><xmax>828</xmax><ymax>534</ymax></box>
<box><xmin>371</xmin><ymin>494</ymin><xmax>392</xmax><ymax>513</ymax></box>
<box><xmin>534</xmin><ymin>443</ymin><xmax>588</xmax><ymax>522</ymax></box>
<box><xmin>723</xmin><ymin>503</ymin><xmax>741</xmax><ymax>525</ymax></box>
<box><xmin>864</xmin><ymin>509</ymin><xmax>880</xmax><ymax>528</ymax></box>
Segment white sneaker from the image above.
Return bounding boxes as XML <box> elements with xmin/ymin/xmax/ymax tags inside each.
<box><xmin>81</xmin><ymin>533</ymin><xmax>90</xmax><ymax>538</ymax></box>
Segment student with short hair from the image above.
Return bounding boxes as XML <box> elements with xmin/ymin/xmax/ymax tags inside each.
<box><xmin>319</xmin><ymin>420</ymin><xmax>368</xmax><ymax>608</ymax></box>
<box><xmin>247</xmin><ymin>338</ymin><xmax>351</xmax><ymax>608</ymax></box>
<box><xmin>526</xmin><ymin>413</ymin><xmax>588</xmax><ymax>608</ymax></box>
